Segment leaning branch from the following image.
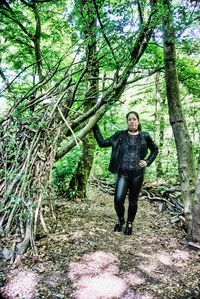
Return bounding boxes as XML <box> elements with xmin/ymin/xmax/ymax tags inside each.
<box><xmin>55</xmin><ymin>104</ymin><xmax>106</xmax><ymax>160</ymax></box>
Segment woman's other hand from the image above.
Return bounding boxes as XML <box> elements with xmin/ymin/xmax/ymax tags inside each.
<box><xmin>139</xmin><ymin>160</ymin><xmax>147</xmax><ymax>168</ymax></box>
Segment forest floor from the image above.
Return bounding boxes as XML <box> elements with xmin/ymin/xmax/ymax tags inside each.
<box><xmin>0</xmin><ymin>186</ymin><xmax>200</xmax><ymax>299</ymax></box>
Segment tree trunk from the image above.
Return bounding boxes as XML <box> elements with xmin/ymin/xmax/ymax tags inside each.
<box><xmin>192</xmin><ymin>155</ymin><xmax>200</xmax><ymax>242</ymax></box>
<box><xmin>155</xmin><ymin>72</ymin><xmax>164</xmax><ymax>178</ymax></box>
<box><xmin>163</xmin><ymin>0</ymin><xmax>196</xmax><ymax>236</ymax></box>
<box><xmin>33</xmin><ymin>2</ymin><xmax>43</xmax><ymax>82</ymax></box>
<box><xmin>68</xmin><ymin>132</ymin><xmax>95</xmax><ymax>198</ymax></box>
<box><xmin>67</xmin><ymin>0</ymin><xmax>98</xmax><ymax>198</ymax></box>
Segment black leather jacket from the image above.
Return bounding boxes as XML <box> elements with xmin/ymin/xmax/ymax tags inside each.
<box><xmin>93</xmin><ymin>125</ymin><xmax>159</xmax><ymax>174</ymax></box>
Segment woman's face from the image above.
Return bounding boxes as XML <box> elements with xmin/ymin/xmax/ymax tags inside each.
<box><xmin>127</xmin><ymin>113</ymin><xmax>139</xmax><ymax>132</ymax></box>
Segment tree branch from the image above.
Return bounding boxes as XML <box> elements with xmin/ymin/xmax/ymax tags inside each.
<box><xmin>92</xmin><ymin>0</ymin><xmax>118</xmax><ymax>67</ymax></box>
<box><xmin>0</xmin><ymin>9</ymin><xmax>33</xmax><ymax>40</ymax></box>
<box><xmin>137</xmin><ymin>0</ymin><xmax>144</xmax><ymax>24</ymax></box>
<box><xmin>55</xmin><ymin>104</ymin><xmax>106</xmax><ymax>160</ymax></box>
<box><xmin>127</xmin><ymin>67</ymin><xmax>164</xmax><ymax>84</ymax></box>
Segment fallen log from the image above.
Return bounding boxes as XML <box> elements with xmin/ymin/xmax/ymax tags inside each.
<box><xmin>188</xmin><ymin>241</ymin><xmax>200</xmax><ymax>250</ymax></box>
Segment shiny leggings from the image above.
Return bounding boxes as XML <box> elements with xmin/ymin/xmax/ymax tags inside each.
<box><xmin>114</xmin><ymin>170</ymin><xmax>144</xmax><ymax>223</ymax></box>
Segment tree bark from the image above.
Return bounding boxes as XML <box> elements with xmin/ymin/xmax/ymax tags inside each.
<box><xmin>67</xmin><ymin>0</ymin><xmax>98</xmax><ymax>198</ymax></box>
<box><xmin>163</xmin><ymin>0</ymin><xmax>196</xmax><ymax>236</ymax></box>
<box><xmin>155</xmin><ymin>72</ymin><xmax>164</xmax><ymax>178</ymax></box>
<box><xmin>68</xmin><ymin>132</ymin><xmax>95</xmax><ymax>198</ymax></box>
<box><xmin>64</xmin><ymin>0</ymin><xmax>159</xmax><ymax>196</ymax></box>
<box><xmin>192</xmin><ymin>155</ymin><xmax>200</xmax><ymax>242</ymax></box>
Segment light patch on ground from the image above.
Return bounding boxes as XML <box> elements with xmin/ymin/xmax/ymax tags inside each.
<box><xmin>155</xmin><ymin>253</ymin><xmax>173</xmax><ymax>266</ymax></box>
<box><xmin>123</xmin><ymin>272</ymin><xmax>146</xmax><ymax>286</ymax></box>
<box><xmin>172</xmin><ymin>249</ymin><xmax>190</xmax><ymax>261</ymax></box>
<box><xmin>138</xmin><ymin>262</ymin><xmax>158</xmax><ymax>274</ymax></box>
<box><xmin>1</xmin><ymin>270</ymin><xmax>38</xmax><ymax>299</ymax></box>
<box><xmin>69</xmin><ymin>251</ymin><xmax>119</xmax><ymax>281</ymax></box>
<box><xmin>172</xmin><ymin>249</ymin><xmax>190</xmax><ymax>267</ymax></box>
<box><xmin>69</xmin><ymin>251</ymin><xmax>155</xmax><ymax>299</ymax></box>
<box><xmin>74</xmin><ymin>273</ymin><xmax>127</xmax><ymax>299</ymax></box>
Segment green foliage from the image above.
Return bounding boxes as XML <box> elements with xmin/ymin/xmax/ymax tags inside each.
<box><xmin>178</xmin><ymin>57</ymin><xmax>200</xmax><ymax>96</ymax></box>
<box><xmin>10</xmin><ymin>195</ymin><xmax>21</xmax><ymax>205</ymax></box>
<box><xmin>51</xmin><ymin>146</ymin><xmax>81</xmax><ymax>196</ymax></box>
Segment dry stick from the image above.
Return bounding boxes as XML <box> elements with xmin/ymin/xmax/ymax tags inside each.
<box><xmin>19</xmin><ymin>212</ymin><xmax>25</xmax><ymax>238</ymax></box>
<box><xmin>28</xmin><ymin>57</ymin><xmax>85</xmax><ymax>112</ymax></box>
<box><xmin>10</xmin><ymin>241</ymin><xmax>17</xmax><ymax>264</ymax></box>
<box><xmin>0</xmin><ymin>181</ymin><xmax>5</xmax><ymax>194</ymax></box>
<box><xmin>142</xmin><ymin>189</ymin><xmax>176</xmax><ymax>208</ymax></box>
<box><xmin>3</xmin><ymin>162</ymin><xmax>26</xmax><ymax>203</ymax></box>
<box><xmin>179</xmin><ymin>215</ymin><xmax>185</xmax><ymax>222</ymax></box>
<box><xmin>21</xmin><ymin>62</ymin><xmax>76</xmax><ymax>111</ymax></box>
<box><xmin>17</xmin><ymin>220</ymin><xmax>32</xmax><ymax>255</ymax></box>
<box><xmin>70</xmin><ymin>84</ymin><xmax>109</xmax><ymax>114</ymax></box>
<box><xmin>4</xmin><ymin>204</ymin><xmax>18</xmax><ymax>236</ymax></box>
<box><xmin>48</xmin><ymin>78</ymin><xmax>73</xmax><ymax>120</ymax></box>
<box><xmin>45</xmin><ymin>71</ymin><xmax>73</xmax><ymax>101</ymax></box>
<box><xmin>8</xmin><ymin>138</ymin><xmax>26</xmax><ymax>179</ymax></box>
<box><xmin>0</xmin><ymin>202</ymin><xmax>12</xmax><ymax>213</ymax></box>
<box><xmin>18</xmin><ymin>131</ymin><xmax>42</xmax><ymax>198</ymax></box>
<box><xmin>30</xmin><ymin>124</ymin><xmax>57</xmax><ymax>236</ymax></box>
<box><xmin>69</xmin><ymin>44</ymin><xmax>94</xmax><ymax>106</ymax></box>
<box><xmin>57</xmin><ymin>106</ymin><xmax>82</xmax><ymax>149</ymax></box>
<box><xmin>33</xmin><ymin>173</ymin><xmax>53</xmax><ymax>238</ymax></box>
<box><xmin>0</xmin><ymin>212</ymin><xmax>7</xmax><ymax>236</ymax></box>
<box><xmin>30</xmin><ymin>215</ymin><xmax>38</xmax><ymax>255</ymax></box>
<box><xmin>34</xmin><ymin>194</ymin><xmax>42</xmax><ymax>235</ymax></box>
<box><xmin>69</xmin><ymin>98</ymin><xmax>104</xmax><ymax>130</ymax></box>
<box><xmin>49</xmin><ymin>200</ymin><xmax>56</xmax><ymax>221</ymax></box>
<box><xmin>70</xmin><ymin>67</ymin><xmax>88</xmax><ymax>105</ymax></box>
<box><xmin>39</xmin><ymin>211</ymin><xmax>48</xmax><ymax>234</ymax></box>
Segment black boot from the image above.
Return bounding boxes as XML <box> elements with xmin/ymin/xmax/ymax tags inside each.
<box><xmin>124</xmin><ymin>222</ymin><xmax>132</xmax><ymax>235</ymax></box>
<box><xmin>114</xmin><ymin>219</ymin><xmax>125</xmax><ymax>232</ymax></box>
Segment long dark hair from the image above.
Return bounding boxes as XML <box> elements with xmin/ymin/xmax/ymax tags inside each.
<box><xmin>126</xmin><ymin>111</ymin><xmax>142</xmax><ymax>131</ymax></box>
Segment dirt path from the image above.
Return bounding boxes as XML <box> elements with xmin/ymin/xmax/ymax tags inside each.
<box><xmin>1</xmin><ymin>187</ymin><xmax>200</xmax><ymax>299</ymax></box>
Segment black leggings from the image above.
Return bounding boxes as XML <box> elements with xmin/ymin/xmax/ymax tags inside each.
<box><xmin>114</xmin><ymin>170</ymin><xmax>144</xmax><ymax>223</ymax></box>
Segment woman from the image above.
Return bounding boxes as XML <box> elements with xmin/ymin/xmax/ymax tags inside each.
<box><xmin>93</xmin><ymin>111</ymin><xmax>158</xmax><ymax>235</ymax></box>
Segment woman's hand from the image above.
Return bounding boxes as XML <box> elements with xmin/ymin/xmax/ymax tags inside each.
<box><xmin>139</xmin><ymin>160</ymin><xmax>147</xmax><ymax>168</ymax></box>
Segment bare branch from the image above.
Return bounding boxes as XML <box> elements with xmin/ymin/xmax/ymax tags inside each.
<box><xmin>127</xmin><ymin>67</ymin><xmax>164</xmax><ymax>84</ymax></box>
<box><xmin>92</xmin><ymin>0</ymin><xmax>118</xmax><ymax>67</ymax></box>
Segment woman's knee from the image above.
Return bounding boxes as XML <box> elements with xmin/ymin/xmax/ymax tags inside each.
<box><xmin>114</xmin><ymin>176</ymin><xmax>128</xmax><ymax>203</ymax></box>
<box><xmin>114</xmin><ymin>194</ymin><xmax>124</xmax><ymax>205</ymax></box>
